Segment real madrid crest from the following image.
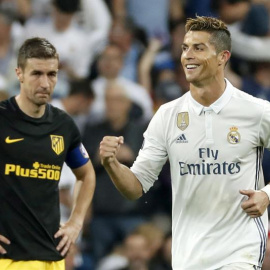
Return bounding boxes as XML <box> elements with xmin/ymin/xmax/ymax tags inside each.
<box><xmin>227</xmin><ymin>126</ymin><xmax>241</xmax><ymax>144</ymax></box>
<box><xmin>177</xmin><ymin>112</ymin><xmax>189</xmax><ymax>131</ymax></box>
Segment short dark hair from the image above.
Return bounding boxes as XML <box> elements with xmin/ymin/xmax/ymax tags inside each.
<box><xmin>52</xmin><ymin>0</ymin><xmax>80</xmax><ymax>14</ymax></box>
<box><xmin>17</xmin><ymin>37</ymin><xmax>59</xmax><ymax>70</ymax></box>
<box><xmin>69</xmin><ymin>79</ymin><xmax>94</xmax><ymax>99</ymax></box>
<box><xmin>185</xmin><ymin>16</ymin><xmax>231</xmax><ymax>53</ymax></box>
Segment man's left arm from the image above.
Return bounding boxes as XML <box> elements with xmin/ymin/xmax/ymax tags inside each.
<box><xmin>54</xmin><ymin>160</ymin><xmax>96</xmax><ymax>256</ymax></box>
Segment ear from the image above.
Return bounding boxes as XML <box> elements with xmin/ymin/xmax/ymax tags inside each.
<box><xmin>218</xmin><ymin>50</ymin><xmax>231</xmax><ymax>66</ymax></box>
<box><xmin>15</xmin><ymin>67</ymin><xmax>24</xmax><ymax>83</ymax></box>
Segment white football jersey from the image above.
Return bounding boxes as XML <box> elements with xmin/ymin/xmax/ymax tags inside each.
<box><xmin>131</xmin><ymin>79</ymin><xmax>269</xmax><ymax>269</ymax></box>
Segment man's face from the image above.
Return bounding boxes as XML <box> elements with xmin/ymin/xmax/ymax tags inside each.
<box><xmin>98</xmin><ymin>46</ymin><xmax>123</xmax><ymax>79</ymax></box>
<box><xmin>181</xmin><ymin>31</ymin><xmax>221</xmax><ymax>86</ymax></box>
<box><xmin>105</xmin><ymin>85</ymin><xmax>131</xmax><ymax>122</ymax></box>
<box><xmin>16</xmin><ymin>58</ymin><xmax>58</xmax><ymax>105</ymax></box>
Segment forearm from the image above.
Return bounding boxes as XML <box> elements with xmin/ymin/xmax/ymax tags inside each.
<box><xmin>69</xmin><ymin>163</ymin><xmax>96</xmax><ymax>226</ymax></box>
<box><xmin>112</xmin><ymin>0</ymin><xmax>126</xmax><ymax>18</ymax></box>
<box><xmin>138</xmin><ymin>39</ymin><xmax>162</xmax><ymax>94</ymax></box>
<box><xmin>228</xmin><ymin>23</ymin><xmax>270</xmax><ymax>60</ymax></box>
<box><xmin>104</xmin><ymin>159</ymin><xmax>143</xmax><ymax>200</ymax></box>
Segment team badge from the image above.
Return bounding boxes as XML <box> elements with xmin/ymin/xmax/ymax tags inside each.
<box><xmin>50</xmin><ymin>135</ymin><xmax>64</xmax><ymax>155</ymax></box>
<box><xmin>177</xmin><ymin>112</ymin><xmax>189</xmax><ymax>131</ymax></box>
<box><xmin>227</xmin><ymin>127</ymin><xmax>241</xmax><ymax>144</ymax></box>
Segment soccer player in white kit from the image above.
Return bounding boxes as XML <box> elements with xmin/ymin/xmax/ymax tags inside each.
<box><xmin>99</xmin><ymin>16</ymin><xmax>270</xmax><ymax>270</ymax></box>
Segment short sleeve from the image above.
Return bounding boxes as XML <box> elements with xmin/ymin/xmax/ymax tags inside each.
<box><xmin>131</xmin><ymin>108</ymin><xmax>168</xmax><ymax>193</ymax></box>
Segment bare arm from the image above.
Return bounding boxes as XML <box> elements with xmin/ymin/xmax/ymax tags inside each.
<box><xmin>138</xmin><ymin>39</ymin><xmax>162</xmax><ymax>94</ymax></box>
<box><xmin>16</xmin><ymin>0</ymin><xmax>32</xmax><ymax>19</ymax></box>
<box><xmin>100</xmin><ymin>136</ymin><xmax>143</xmax><ymax>200</ymax></box>
<box><xmin>112</xmin><ymin>0</ymin><xmax>127</xmax><ymax>18</ymax></box>
<box><xmin>169</xmin><ymin>0</ymin><xmax>185</xmax><ymax>21</ymax></box>
<box><xmin>54</xmin><ymin>160</ymin><xmax>96</xmax><ymax>256</ymax></box>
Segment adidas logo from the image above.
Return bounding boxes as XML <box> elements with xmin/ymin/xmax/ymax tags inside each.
<box><xmin>176</xmin><ymin>134</ymin><xmax>188</xmax><ymax>143</ymax></box>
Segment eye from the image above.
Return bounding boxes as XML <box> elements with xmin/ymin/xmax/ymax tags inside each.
<box><xmin>181</xmin><ymin>45</ymin><xmax>188</xmax><ymax>52</ymax></box>
<box><xmin>49</xmin><ymin>72</ymin><xmax>57</xmax><ymax>77</ymax></box>
<box><xmin>195</xmin><ymin>46</ymin><xmax>204</xmax><ymax>51</ymax></box>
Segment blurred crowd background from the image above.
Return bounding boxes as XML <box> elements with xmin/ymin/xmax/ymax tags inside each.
<box><xmin>1</xmin><ymin>0</ymin><xmax>270</xmax><ymax>269</ymax></box>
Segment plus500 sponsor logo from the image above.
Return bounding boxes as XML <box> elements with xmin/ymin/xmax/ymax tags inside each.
<box><xmin>5</xmin><ymin>162</ymin><xmax>61</xmax><ymax>181</ymax></box>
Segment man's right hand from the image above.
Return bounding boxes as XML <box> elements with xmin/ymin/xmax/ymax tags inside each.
<box><xmin>99</xmin><ymin>136</ymin><xmax>124</xmax><ymax>166</ymax></box>
<box><xmin>0</xmin><ymin>235</ymin><xmax>10</xmax><ymax>254</ymax></box>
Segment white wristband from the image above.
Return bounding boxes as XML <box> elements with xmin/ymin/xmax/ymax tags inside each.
<box><xmin>261</xmin><ymin>185</ymin><xmax>270</xmax><ymax>201</ymax></box>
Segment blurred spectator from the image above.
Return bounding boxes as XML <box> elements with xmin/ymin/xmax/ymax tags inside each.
<box><xmin>123</xmin><ymin>232</ymin><xmax>152</xmax><ymax>270</ymax></box>
<box><xmin>96</xmin><ymin>245</ymin><xmax>128</xmax><ymax>270</ymax></box>
<box><xmin>51</xmin><ymin>79</ymin><xmax>95</xmax><ymax>133</ymax></box>
<box><xmin>138</xmin><ymin>19</ymin><xmax>189</xmax><ymax>105</ymax></box>
<box><xmin>97</xmin><ymin>222</ymin><xmax>166</xmax><ymax>270</ymax></box>
<box><xmin>212</xmin><ymin>0</ymin><xmax>270</xmax><ymax>63</ymax></box>
<box><xmin>185</xmin><ymin>0</ymin><xmax>217</xmax><ymax>18</ymax></box>
<box><xmin>89</xmin><ymin>44</ymin><xmax>153</xmax><ymax>125</ymax></box>
<box><xmin>0</xmin><ymin>0</ymin><xmax>32</xmax><ymax>23</ymax></box>
<box><xmin>79</xmin><ymin>0</ymin><xmax>112</xmax><ymax>51</ymax></box>
<box><xmin>108</xmin><ymin>16</ymin><xmax>144</xmax><ymax>82</ymax></box>
<box><xmin>111</xmin><ymin>0</ymin><xmax>181</xmax><ymax>45</ymax></box>
<box><xmin>22</xmin><ymin>0</ymin><xmax>111</xmax><ymax>97</ymax></box>
<box><xmin>0</xmin><ymin>6</ymin><xmax>23</xmax><ymax>96</ymax></box>
<box><xmin>82</xmin><ymin>81</ymin><xmax>147</xmax><ymax>264</ymax></box>
<box><xmin>138</xmin><ymin>38</ymin><xmax>183</xmax><ymax>110</ymax></box>
<box><xmin>154</xmin><ymin>69</ymin><xmax>182</xmax><ymax>110</ymax></box>
<box><xmin>150</xmin><ymin>233</ymin><xmax>172</xmax><ymax>270</ymax></box>
<box><xmin>133</xmin><ymin>223</ymin><xmax>165</xmax><ymax>261</ymax></box>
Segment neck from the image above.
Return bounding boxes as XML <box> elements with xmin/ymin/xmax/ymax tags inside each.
<box><xmin>190</xmin><ymin>78</ymin><xmax>226</xmax><ymax>107</ymax></box>
<box><xmin>15</xmin><ymin>95</ymin><xmax>46</xmax><ymax>118</ymax></box>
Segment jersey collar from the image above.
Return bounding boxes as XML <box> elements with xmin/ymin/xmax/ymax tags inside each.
<box><xmin>189</xmin><ymin>79</ymin><xmax>234</xmax><ymax>115</ymax></box>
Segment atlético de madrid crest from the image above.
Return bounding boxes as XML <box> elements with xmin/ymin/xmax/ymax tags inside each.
<box><xmin>50</xmin><ymin>135</ymin><xmax>64</xmax><ymax>155</ymax></box>
<box><xmin>227</xmin><ymin>126</ymin><xmax>241</xmax><ymax>144</ymax></box>
<box><xmin>177</xmin><ymin>112</ymin><xmax>189</xmax><ymax>131</ymax></box>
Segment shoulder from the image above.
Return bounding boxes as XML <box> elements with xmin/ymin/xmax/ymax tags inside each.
<box><xmin>232</xmin><ymin>87</ymin><xmax>269</xmax><ymax>111</ymax></box>
<box><xmin>158</xmin><ymin>92</ymin><xmax>189</xmax><ymax>112</ymax></box>
<box><xmin>47</xmin><ymin>103</ymin><xmax>74</xmax><ymax>124</ymax></box>
<box><xmin>0</xmin><ymin>99</ymin><xmax>9</xmax><ymax>110</ymax></box>
<box><xmin>0</xmin><ymin>98</ymin><xmax>14</xmax><ymax>116</ymax></box>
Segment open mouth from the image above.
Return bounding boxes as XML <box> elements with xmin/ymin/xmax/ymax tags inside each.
<box><xmin>186</xmin><ymin>64</ymin><xmax>200</xmax><ymax>70</ymax></box>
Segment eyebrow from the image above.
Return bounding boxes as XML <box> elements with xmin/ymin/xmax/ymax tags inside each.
<box><xmin>182</xmin><ymin>42</ymin><xmax>206</xmax><ymax>47</ymax></box>
<box><xmin>30</xmin><ymin>69</ymin><xmax>58</xmax><ymax>74</ymax></box>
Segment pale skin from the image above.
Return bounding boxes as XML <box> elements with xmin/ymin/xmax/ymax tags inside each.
<box><xmin>0</xmin><ymin>57</ymin><xmax>96</xmax><ymax>256</ymax></box>
<box><xmin>100</xmin><ymin>30</ymin><xmax>270</xmax><ymax>219</ymax></box>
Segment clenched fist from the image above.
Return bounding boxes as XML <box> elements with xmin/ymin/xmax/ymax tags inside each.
<box><xmin>99</xmin><ymin>136</ymin><xmax>124</xmax><ymax>166</ymax></box>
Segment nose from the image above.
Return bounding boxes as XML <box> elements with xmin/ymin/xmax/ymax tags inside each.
<box><xmin>40</xmin><ymin>75</ymin><xmax>50</xmax><ymax>89</ymax></box>
<box><xmin>182</xmin><ymin>48</ymin><xmax>194</xmax><ymax>60</ymax></box>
